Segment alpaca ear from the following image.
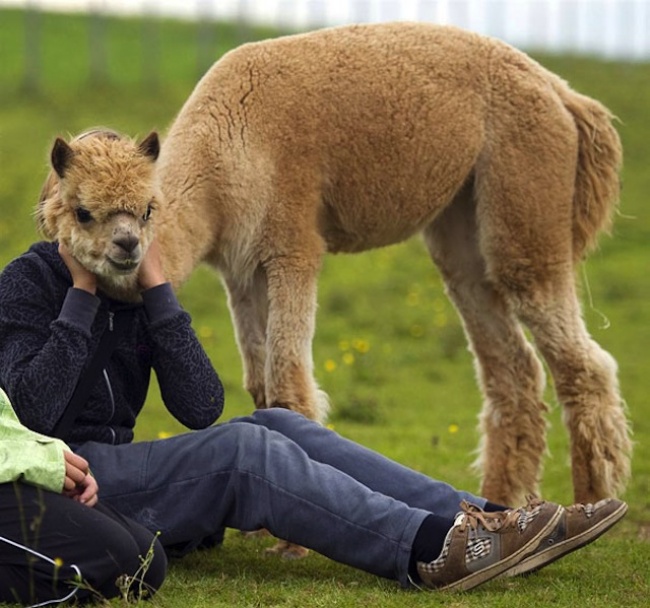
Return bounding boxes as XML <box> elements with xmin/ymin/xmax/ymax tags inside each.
<box><xmin>51</xmin><ymin>137</ymin><xmax>74</xmax><ymax>178</ymax></box>
<box><xmin>138</xmin><ymin>131</ymin><xmax>160</xmax><ymax>161</ymax></box>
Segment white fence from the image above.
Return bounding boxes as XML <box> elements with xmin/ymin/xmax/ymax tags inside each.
<box><xmin>2</xmin><ymin>0</ymin><xmax>650</xmax><ymax>60</ymax></box>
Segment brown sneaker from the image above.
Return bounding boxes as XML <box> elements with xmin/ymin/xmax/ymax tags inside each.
<box><xmin>503</xmin><ymin>497</ymin><xmax>628</xmax><ymax>577</ymax></box>
<box><xmin>415</xmin><ymin>499</ymin><xmax>563</xmax><ymax>592</ymax></box>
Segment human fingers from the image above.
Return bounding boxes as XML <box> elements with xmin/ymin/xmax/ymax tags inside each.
<box><xmin>63</xmin><ymin>451</ymin><xmax>90</xmax><ymax>478</ymax></box>
<box><xmin>63</xmin><ymin>452</ymin><xmax>89</xmax><ymax>487</ymax></box>
<box><xmin>74</xmin><ymin>475</ymin><xmax>99</xmax><ymax>507</ymax></box>
<box><xmin>138</xmin><ymin>238</ymin><xmax>166</xmax><ymax>290</ymax></box>
<box><xmin>63</xmin><ymin>474</ymin><xmax>77</xmax><ymax>493</ymax></box>
<box><xmin>57</xmin><ymin>242</ymin><xmax>81</xmax><ymax>273</ymax></box>
<box><xmin>58</xmin><ymin>242</ymin><xmax>97</xmax><ymax>293</ymax></box>
<box><xmin>64</xmin><ymin>451</ymin><xmax>90</xmax><ymax>474</ymax></box>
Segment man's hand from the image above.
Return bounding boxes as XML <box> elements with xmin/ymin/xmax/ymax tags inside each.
<box><xmin>58</xmin><ymin>242</ymin><xmax>97</xmax><ymax>294</ymax></box>
<box><xmin>138</xmin><ymin>238</ymin><xmax>167</xmax><ymax>291</ymax></box>
<box><xmin>62</xmin><ymin>451</ymin><xmax>98</xmax><ymax>507</ymax></box>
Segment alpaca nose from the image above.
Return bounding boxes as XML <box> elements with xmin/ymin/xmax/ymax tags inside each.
<box><xmin>113</xmin><ymin>235</ymin><xmax>139</xmax><ymax>254</ymax></box>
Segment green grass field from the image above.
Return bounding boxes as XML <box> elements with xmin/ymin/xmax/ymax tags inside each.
<box><xmin>1</xmin><ymin>8</ymin><xmax>649</xmax><ymax>607</ymax></box>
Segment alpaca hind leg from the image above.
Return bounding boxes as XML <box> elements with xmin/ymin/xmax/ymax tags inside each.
<box><xmin>424</xmin><ymin>191</ymin><xmax>549</xmax><ymax>506</ymax></box>
<box><xmin>517</xmin><ymin>283</ymin><xmax>632</xmax><ymax>503</ymax></box>
<box><xmin>470</xmin><ymin>104</ymin><xmax>631</xmax><ymax>502</ymax></box>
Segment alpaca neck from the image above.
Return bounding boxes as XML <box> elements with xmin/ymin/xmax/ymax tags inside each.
<box><xmin>153</xmin><ymin>181</ymin><xmax>216</xmax><ymax>291</ymax></box>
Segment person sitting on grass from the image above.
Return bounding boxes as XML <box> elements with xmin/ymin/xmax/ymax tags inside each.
<box><xmin>0</xmin><ymin>229</ymin><xmax>628</xmax><ymax>593</ymax></box>
<box><xmin>0</xmin><ymin>387</ymin><xmax>167</xmax><ymax>605</ymax></box>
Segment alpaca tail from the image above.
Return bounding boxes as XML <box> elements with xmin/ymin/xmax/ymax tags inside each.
<box><xmin>556</xmin><ymin>84</ymin><xmax>623</xmax><ymax>260</ymax></box>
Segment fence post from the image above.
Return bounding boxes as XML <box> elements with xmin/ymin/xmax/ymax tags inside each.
<box><xmin>88</xmin><ymin>4</ymin><xmax>108</xmax><ymax>85</ymax></box>
<box><xmin>22</xmin><ymin>2</ymin><xmax>41</xmax><ymax>93</ymax></box>
<box><xmin>142</xmin><ymin>2</ymin><xmax>160</xmax><ymax>90</ymax></box>
<box><xmin>196</xmin><ymin>0</ymin><xmax>215</xmax><ymax>78</ymax></box>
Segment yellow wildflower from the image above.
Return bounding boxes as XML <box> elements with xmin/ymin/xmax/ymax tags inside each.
<box><xmin>198</xmin><ymin>326</ymin><xmax>213</xmax><ymax>339</ymax></box>
<box><xmin>407</xmin><ymin>291</ymin><xmax>419</xmax><ymax>306</ymax></box>
<box><xmin>352</xmin><ymin>339</ymin><xmax>370</xmax><ymax>353</ymax></box>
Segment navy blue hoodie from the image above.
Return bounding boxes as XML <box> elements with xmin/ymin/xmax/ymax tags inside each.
<box><xmin>0</xmin><ymin>241</ymin><xmax>224</xmax><ymax>445</ymax></box>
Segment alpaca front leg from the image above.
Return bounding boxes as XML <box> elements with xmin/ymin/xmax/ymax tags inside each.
<box><xmin>258</xmin><ymin>255</ymin><xmax>325</xmax><ymax>560</ymax></box>
<box><xmin>263</xmin><ymin>256</ymin><xmax>329</xmax><ymax>422</ymax></box>
<box><xmin>223</xmin><ymin>269</ymin><xmax>269</xmax><ymax>409</ymax></box>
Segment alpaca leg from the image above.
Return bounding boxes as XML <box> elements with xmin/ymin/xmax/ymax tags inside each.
<box><xmin>247</xmin><ymin>252</ymin><xmax>325</xmax><ymax>560</ymax></box>
<box><xmin>222</xmin><ymin>268</ymin><xmax>269</xmax><ymax>409</ymax></box>
<box><xmin>262</xmin><ymin>252</ymin><xmax>329</xmax><ymax>422</ymax></box>
<box><xmin>517</xmin><ymin>284</ymin><xmax>632</xmax><ymax>503</ymax></box>
<box><xmin>424</xmin><ymin>190</ymin><xmax>549</xmax><ymax>506</ymax></box>
<box><xmin>468</xmin><ymin>97</ymin><xmax>631</xmax><ymax>502</ymax></box>
<box><xmin>225</xmin><ymin>267</ymin><xmax>312</xmax><ymax>559</ymax></box>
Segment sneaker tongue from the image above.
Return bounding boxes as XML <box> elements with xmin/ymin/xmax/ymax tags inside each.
<box><xmin>454</xmin><ymin>512</ymin><xmax>466</xmax><ymax>527</ymax></box>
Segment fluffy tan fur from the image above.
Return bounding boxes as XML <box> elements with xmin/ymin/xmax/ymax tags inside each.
<box><xmin>37</xmin><ymin>23</ymin><xmax>631</xmax><ymax>505</ymax></box>
<box><xmin>37</xmin><ymin>129</ymin><xmax>160</xmax><ymax>302</ymax></box>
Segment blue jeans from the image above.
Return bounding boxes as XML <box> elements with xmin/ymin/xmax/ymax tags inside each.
<box><xmin>76</xmin><ymin>408</ymin><xmax>484</xmax><ymax>586</ymax></box>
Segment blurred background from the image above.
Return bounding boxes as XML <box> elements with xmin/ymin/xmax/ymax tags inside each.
<box><xmin>1</xmin><ymin>0</ymin><xmax>649</xmax><ymax>94</ymax></box>
<box><xmin>2</xmin><ymin>0</ymin><xmax>650</xmax><ymax>58</ymax></box>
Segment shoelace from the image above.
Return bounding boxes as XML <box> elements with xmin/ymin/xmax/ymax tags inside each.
<box><xmin>565</xmin><ymin>502</ymin><xmax>596</xmax><ymax>518</ymax></box>
<box><xmin>524</xmin><ymin>494</ymin><xmax>544</xmax><ymax>507</ymax></box>
<box><xmin>528</xmin><ymin>495</ymin><xmax>600</xmax><ymax>519</ymax></box>
<box><xmin>458</xmin><ymin>500</ymin><xmax>522</xmax><ymax>533</ymax></box>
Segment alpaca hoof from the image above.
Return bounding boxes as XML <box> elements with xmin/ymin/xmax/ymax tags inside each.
<box><xmin>264</xmin><ymin>539</ymin><xmax>310</xmax><ymax>560</ymax></box>
<box><xmin>241</xmin><ymin>528</ymin><xmax>271</xmax><ymax>539</ymax></box>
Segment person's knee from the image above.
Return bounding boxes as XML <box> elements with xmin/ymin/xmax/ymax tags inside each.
<box><xmin>89</xmin><ymin>526</ymin><xmax>167</xmax><ymax>600</ymax></box>
<box><xmin>208</xmin><ymin>421</ymin><xmax>271</xmax><ymax>467</ymax></box>
<box><xmin>228</xmin><ymin>407</ymin><xmax>301</xmax><ymax>431</ymax></box>
<box><xmin>251</xmin><ymin>406</ymin><xmax>302</xmax><ymax>429</ymax></box>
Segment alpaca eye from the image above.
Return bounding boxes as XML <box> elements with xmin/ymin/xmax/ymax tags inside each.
<box><xmin>75</xmin><ymin>207</ymin><xmax>92</xmax><ymax>223</ymax></box>
<box><xmin>143</xmin><ymin>204</ymin><xmax>153</xmax><ymax>221</ymax></box>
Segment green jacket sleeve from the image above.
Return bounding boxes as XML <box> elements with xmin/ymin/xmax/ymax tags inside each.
<box><xmin>0</xmin><ymin>388</ymin><xmax>67</xmax><ymax>493</ymax></box>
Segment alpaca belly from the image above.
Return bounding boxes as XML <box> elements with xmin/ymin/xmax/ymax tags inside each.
<box><xmin>316</xmin><ymin>161</ymin><xmax>469</xmax><ymax>253</ymax></box>
<box><xmin>318</xmin><ymin>196</ymin><xmax>443</xmax><ymax>254</ymax></box>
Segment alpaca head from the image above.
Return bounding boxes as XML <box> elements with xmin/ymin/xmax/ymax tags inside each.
<box><xmin>36</xmin><ymin>128</ymin><xmax>161</xmax><ymax>301</ymax></box>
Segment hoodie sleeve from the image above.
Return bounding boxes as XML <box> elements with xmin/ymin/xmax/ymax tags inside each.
<box><xmin>142</xmin><ymin>283</ymin><xmax>225</xmax><ymax>429</ymax></box>
<box><xmin>0</xmin><ymin>251</ymin><xmax>99</xmax><ymax>435</ymax></box>
<box><xmin>0</xmin><ymin>389</ymin><xmax>67</xmax><ymax>492</ymax></box>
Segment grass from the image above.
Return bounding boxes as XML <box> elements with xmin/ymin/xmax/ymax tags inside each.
<box><xmin>0</xmin><ymin>8</ymin><xmax>649</xmax><ymax>607</ymax></box>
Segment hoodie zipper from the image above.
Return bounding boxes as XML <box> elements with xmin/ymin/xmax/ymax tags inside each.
<box><xmin>102</xmin><ymin>368</ymin><xmax>117</xmax><ymax>444</ymax></box>
<box><xmin>103</xmin><ymin>309</ymin><xmax>116</xmax><ymax>443</ymax></box>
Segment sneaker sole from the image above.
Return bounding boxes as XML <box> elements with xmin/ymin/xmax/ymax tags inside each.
<box><xmin>503</xmin><ymin>501</ymin><xmax>628</xmax><ymax>577</ymax></box>
<box><xmin>440</xmin><ymin>504</ymin><xmax>564</xmax><ymax>592</ymax></box>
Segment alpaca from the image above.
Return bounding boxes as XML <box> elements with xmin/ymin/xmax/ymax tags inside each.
<box><xmin>37</xmin><ymin>22</ymin><xmax>632</xmax><ymax>507</ymax></box>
